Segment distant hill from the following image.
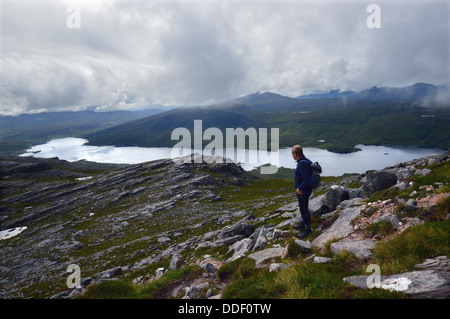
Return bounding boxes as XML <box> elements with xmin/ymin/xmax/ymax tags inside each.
<box><xmin>0</xmin><ymin>108</ymin><xmax>168</xmax><ymax>155</ymax></box>
<box><xmin>84</xmin><ymin>83</ymin><xmax>449</xmax><ymax>153</ymax></box>
<box><xmin>352</xmin><ymin>82</ymin><xmax>438</xmax><ymax>100</ymax></box>
<box><xmin>296</xmin><ymin>90</ymin><xmax>356</xmax><ymax>100</ymax></box>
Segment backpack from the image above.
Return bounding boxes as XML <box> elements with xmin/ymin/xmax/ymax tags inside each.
<box><xmin>301</xmin><ymin>160</ymin><xmax>322</xmax><ymax>189</ymax></box>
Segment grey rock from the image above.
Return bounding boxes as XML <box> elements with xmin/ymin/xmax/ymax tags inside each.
<box><xmin>308</xmin><ymin>194</ymin><xmax>328</xmax><ymax>215</ymax></box>
<box><xmin>294</xmin><ymin>239</ymin><xmax>312</xmax><ymax>252</ymax></box>
<box><xmin>212</xmin><ymin>235</ymin><xmax>245</xmax><ymax>247</ymax></box>
<box><xmin>372</xmin><ymin>213</ymin><xmax>401</xmax><ymax>230</ymax></box>
<box><xmin>93</xmin><ymin>266</ymin><xmax>123</xmax><ymax>279</ymax></box>
<box><xmin>201</xmin><ymin>262</ymin><xmax>216</xmax><ymax>273</ymax></box>
<box><xmin>343</xmin><ymin>256</ymin><xmax>450</xmax><ymax>298</ymax></box>
<box><xmin>183</xmin><ymin>282</ymin><xmax>209</xmax><ymax>299</ymax></box>
<box><xmin>323</xmin><ymin>186</ymin><xmax>349</xmax><ymax>212</ymax></box>
<box><xmin>330</xmin><ymin>239</ymin><xmax>376</xmax><ymax>259</ymax></box>
<box><xmin>248</xmin><ymin>247</ymin><xmax>287</xmax><ymax>266</ymax></box>
<box><xmin>155</xmin><ymin>267</ymin><xmax>165</xmax><ymax>279</ymax></box>
<box><xmin>396</xmin><ymin>168</ymin><xmax>414</xmax><ymax>182</ymax></box>
<box><xmin>169</xmin><ymin>253</ymin><xmax>183</xmax><ymax>270</ymax></box>
<box><xmin>272</xmin><ymin>229</ymin><xmax>282</xmax><ymax>239</ymax></box>
<box><xmin>336</xmin><ymin>198</ymin><xmax>364</xmax><ymax>210</ymax></box>
<box><xmin>312</xmin><ymin>205</ymin><xmax>363</xmax><ymax>248</ymax></box>
<box><xmin>348</xmin><ymin>188</ymin><xmax>367</xmax><ymax>199</ymax></box>
<box><xmin>405</xmin><ymin>199</ymin><xmax>418</xmax><ymax>213</ymax></box>
<box><xmin>218</xmin><ymin>222</ymin><xmax>254</xmax><ymax>240</ymax></box>
<box><xmin>158</xmin><ymin>236</ymin><xmax>171</xmax><ymax>244</ymax></box>
<box><xmin>392</xmin><ymin>181</ymin><xmax>410</xmax><ymax>191</ymax></box>
<box><xmin>313</xmin><ymin>256</ymin><xmax>333</xmax><ymax>264</ymax></box>
<box><xmin>252</xmin><ymin>226</ymin><xmax>270</xmax><ymax>251</ymax></box>
<box><xmin>227</xmin><ymin>237</ymin><xmax>254</xmax><ymax>260</ymax></box>
<box><xmin>361</xmin><ymin>170</ymin><xmax>397</xmax><ymax>194</ymax></box>
<box><xmin>415</xmin><ymin>168</ymin><xmax>432</xmax><ymax>176</ymax></box>
<box><xmin>414</xmin><ymin>255</ymin><xmax>449</xmax><ymax>271</ymax></box>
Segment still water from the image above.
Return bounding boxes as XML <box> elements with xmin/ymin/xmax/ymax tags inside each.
<box><xmin>20</xmin><ymin>137</ymin><xmax>444</xmax><ymax>176</ymax></box>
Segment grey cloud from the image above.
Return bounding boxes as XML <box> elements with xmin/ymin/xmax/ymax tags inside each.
<box><xmin>0</xmin><ymin>0</ymin><xmax>448</xmax><ymax>115</ymax></box>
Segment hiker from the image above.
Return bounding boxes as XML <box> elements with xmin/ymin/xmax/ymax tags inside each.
<box><xmin>291</xmin><ymin>145</ymin><xmax>312</xmax><ymax>238</ymax></box>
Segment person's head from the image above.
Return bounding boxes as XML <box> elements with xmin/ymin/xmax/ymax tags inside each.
<box><xmin>291</xmin><ymin>145</ymin><xmax>303</xmax><ymax>161</ymax></box>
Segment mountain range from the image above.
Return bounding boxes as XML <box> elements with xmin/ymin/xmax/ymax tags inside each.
<box><xmin>83</xmin><ymin>83</ymin><xmax>449</xmax><ymax>153</ymax></box>
<box><xmin>1</xmin><ymin>83</ymin><xmax>448</xmax><ymax>155</ymax></box>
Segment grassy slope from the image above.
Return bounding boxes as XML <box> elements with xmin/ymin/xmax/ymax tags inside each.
<box><xmin>84</xmin><ymin>104</ymin><xmax>450</xmax><ymax>153</ymax></box>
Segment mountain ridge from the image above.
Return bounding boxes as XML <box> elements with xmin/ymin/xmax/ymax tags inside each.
<box><xmin>82</xmin><ymin>82</ymin><xmax>450</xmax><ymax>153</ymax></box>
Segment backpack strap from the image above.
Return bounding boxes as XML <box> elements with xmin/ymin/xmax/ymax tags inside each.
<box><xmin>300</xmin><ymin>159</ymin><xmax>312</xmax><ymax>165</ymax></box>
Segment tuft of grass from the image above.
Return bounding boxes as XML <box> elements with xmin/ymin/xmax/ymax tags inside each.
<box><xmin>82</xmin><ymin>280</ymin><xmax>137</xmax><ymax>299</ymax></box>
<box><xmin>366</xmin><ymin>221</ymin><xmax>394</xmax><ymax>237</ymax></box>
<box><xmin>81</xmin><ymin>265</ymin><xmax>203</xmax><ymax>299</ymax></box>
<box><xmin>222</xmin><ymin>270</ymin><xmax>283</xmax><ymax>299</ymax></box>
<box><xmin>272</xmin><ymin>260</ymin><xmax>358</xmax><ymax>299</ymax></box>
<box><xmin>417</xmin><ymin>194</ymin><xmax>450</xmax><ymax>222</ymax></box>
<box><xmin>372</xmin><ymin>219</ymin><xmax>450</xmax><ymax>274</ymax></box>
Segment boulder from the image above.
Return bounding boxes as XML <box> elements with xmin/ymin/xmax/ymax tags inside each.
<box><xmin>248</xmin><ymin>247</ymin><xmax>287</xmax><ymax>266</ymax></box>
<box><xmin>308</xmin><ymin>194</ymin><xmax>328</xmax><ymax>215</ymax></box>
<box><xmin>330</xmin><ymin>239</ymin><xmax>376</xmax><ymax>259</ymax></box>
<box><xmin>323</xmin><ymin>186</ymin><xmax>349</xmax><ymax>212</ymax></box>
<box><xmin>348</xmin><ymin>188</ymin><xmax>367</xmax><ymax>199</ymax></box>
<box><xmin>294</xmin><ymin>239</ymin><xmax>312</xmax><ymax>252</ymax></box>
<box><xmin>343</xmin><ymin>256</ymin><xmax>450</xmax><ymax>298</ymax></box>
<box><xmin>372</xmin><ymin>213</ymin><xmax>401</xmax><ymax>230</ymax></box>
<box><xmin>218</xmin><ymin>222</ymin><xmax>254</xmax><ymax>240</ymax></box>
<box><xmin>169</xmin><ymin>253</ymin><xmax>183</xmax><ymax>270</ymax></box>
<box><xmin>405</xmin><ymin>199</ymin><xmax>418</xmax><ymax>213</ymax></box>
<box><xmin>336</xmin><ymin>198</ymin><xmax>364</xmax><ymax>210</ymax></box>
<box><xmin>312</xmin><ymin>206</ymin><xmax>363</xmax><ymax>248</ymax></box>
<box><xmin>360</xmin><ymin>170</ymin><xmax>397</xmax><ymax>194</ymax></box>
<box><xmin>395</xmin><ymin>168</ymin><xmax>414</xmax><ymax>182</ymax></box>
<box><xmin>226</xmin><ymin>238</ymin><xmax>254</xmax><ymax>262</ymax></box>
<box><xmin>251</xmin><ymin>225</ymin><xmax>270</xmax><ymax>251</ymax></box>
<box><xmin>212</xmin><ymin>235</ymin><xmax>245</xmax><ymax>247</ymax></box>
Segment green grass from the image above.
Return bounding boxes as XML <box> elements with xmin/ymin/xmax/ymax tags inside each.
<box><xmin>82</xmin><ymin>266</ymin><xmax>203</xmax><ymax>299</ymax></box>
<box><xmin>372</xmin><ymin>219</ymin><xmax>450</xmax><ymax>274</ymax></box>
<box><xmin>218</xmin><ymin>202</ymin><xmax>449</xmax><ymax>299</ymax></box>
<box><xmin>221</xmin><ymin>250</ymin><xmax>404</xmax><ymax>299</ymax></box>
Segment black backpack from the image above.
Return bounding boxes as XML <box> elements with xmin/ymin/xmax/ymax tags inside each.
<box><xmin>301</xmin><ymin>160</ymin><xmax>322</xmax><ymax>189</ymax></box>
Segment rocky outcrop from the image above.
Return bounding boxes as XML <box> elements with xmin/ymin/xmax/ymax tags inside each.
<box><xmin>330</xmin><ymin>239</ymin><xmax>376</xmax><ymax>259</ymax></box>
<box><xmin>360</xmin><ymin>170</ymin><xmax>397</xmax><ymax>194</ymax></box>
<box><xmin>0</xmin><ymin>154</ymin><xmax>258</xmax><ymax>298</ymax></box>
<box><xmin>312</xmin><ymin>205</ymin><xmax>364</xmax><ymax>248</ymax></box>
<box><xmin>344</xmin><ymin>256</ymin><xmax>450</xmax><ymax>298</ymax></box>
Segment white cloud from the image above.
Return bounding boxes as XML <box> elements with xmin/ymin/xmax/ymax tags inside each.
<box><xmin>1</xmin><ymin>0</ymin><xmax>448</xmax><ymax>115</ymax></box>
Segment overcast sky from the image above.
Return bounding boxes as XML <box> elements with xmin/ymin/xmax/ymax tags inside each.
<box><xmin>1</xmin><ymin>0</ymin><xmax>449</xmax><ymax>115</ymax></box>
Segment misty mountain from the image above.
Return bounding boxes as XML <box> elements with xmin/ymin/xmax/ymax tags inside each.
<box><xmin>351</xmin><ymin>82</ymin><xmax>438</xmax><ymax>100</ymax></box>
<box><xmin>83</xmin><ymin>83</ymin><xmax>449</xmax><ymax>153</ymax></box>
<box><xmin>295</xmin><ymin>90</ymin><xmax>357</xmax><ymax>100</ymax></box>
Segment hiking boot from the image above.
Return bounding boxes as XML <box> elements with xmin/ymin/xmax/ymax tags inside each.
<box><xmin>293</xmin><ymin>222</ymin><xmax>305</xmax><ymax>231</ymax></box>
<box><xmin>298</xmin><ymin>228</ymin><xmax>311</xmax><ymax>239</ymax></box>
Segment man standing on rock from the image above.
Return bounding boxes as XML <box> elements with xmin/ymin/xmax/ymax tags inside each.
<box><xmin>292</xmin><ymin>145</ymin><xmax>313</xmax><ymax>239</ymax></box>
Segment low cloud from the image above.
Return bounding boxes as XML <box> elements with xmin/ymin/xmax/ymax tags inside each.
<box><xmin>1</xmin><ymin>0</ymin><xmax>448</xmax><ymax>115</ymax></box>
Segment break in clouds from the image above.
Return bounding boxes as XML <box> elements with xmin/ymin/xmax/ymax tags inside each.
<box><xmin>0</xmin><ymin>0</ymin><xmax>449</xmax><ymax>115</ymax></box>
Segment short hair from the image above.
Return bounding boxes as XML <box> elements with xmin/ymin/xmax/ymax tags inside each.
<box><xmin>291</xmin><ymin>145</ymin><xmax>303</xmax><ymax>157</ymax></box>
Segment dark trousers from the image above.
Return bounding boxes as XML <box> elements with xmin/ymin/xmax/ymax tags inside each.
<box><xmin>297</xmin><ymin>193</ymin><xmax>311</xmax><ymax>230</ymax></box>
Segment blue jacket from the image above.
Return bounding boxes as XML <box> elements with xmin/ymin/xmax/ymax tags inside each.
<box><xmin>294</xmin><ymin>156</ymin><xmax>313</xmax><ymax>194</ymax></box>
